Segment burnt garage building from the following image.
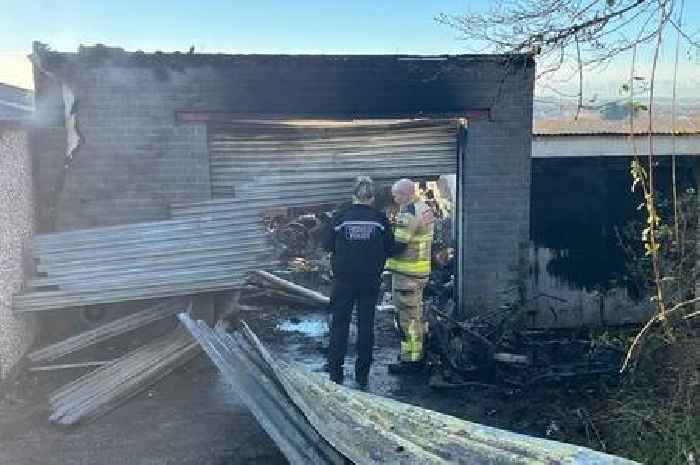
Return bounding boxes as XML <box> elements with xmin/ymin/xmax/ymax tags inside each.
<box><xmin>30</xmin><ymin>43</ymin><xmax>535</xmax><ymax>315</ymax></box>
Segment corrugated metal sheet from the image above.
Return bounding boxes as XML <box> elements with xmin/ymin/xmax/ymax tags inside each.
<box><xmin>180</xmin><ymin>314</ymin><xmax>641</xmax><ymax>465</ymax></box>
<box><xmin>208</xmin><ymin>119</ymin><xmax>458</xmax><ymax>198</ymax></box>
<box><xmin>28</xmin><ymin>298</ymin><xmax>189</xmax><ymax>363</ymax></box>
<box><xmin>14</xmin><ymin>209</ymin><xmax>274</xmax><ymax>312</ymax></box>
<box><xmin>534</xmin><ymin>115</ymin><xmax>700</xmax><ymax>136</ymax></box>
<box><xmin>171</xmin><ymin>176</ymin><xmax>362</xmax><ymax>218</ymax></box>
<box><xmin>179</xmin><ymin>315</ymin><xmax>345</xmax><ymax>465</ymax></box>
<box><xmin>49</xmin><ymin>324</ymin><xmax>199</xmax><ymax>426</ymax></box>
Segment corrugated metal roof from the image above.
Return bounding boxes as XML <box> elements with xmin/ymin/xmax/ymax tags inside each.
<box><xmin>534</xmin><ymin>115</ymin><xmax>700</xmax><ymax>136</ymax></box>
<box><xmin>0</xmin><ymin>83</ymin><xmax>33</xmax><ymax>122</ymax></box>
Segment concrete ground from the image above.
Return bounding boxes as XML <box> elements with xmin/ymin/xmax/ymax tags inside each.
<box><xmin>0</xmin><ymin>304</ymin><xmax>599</xmax><ymax>465</ymax></box>
<box><xmin>0</xmin><ymin>354</ymin><xmax>288</xmax><ymax>465</ymax></box>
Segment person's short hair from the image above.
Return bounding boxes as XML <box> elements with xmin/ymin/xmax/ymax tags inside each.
<box><xmin>353</xmin><ymin>176</ymin><xmax>375</xmax><ymax>203</ymax></box>
<box><xmin>391</xmin><ymin>178</ymin><xmax>415</xmax><ymax>197</ymax></box>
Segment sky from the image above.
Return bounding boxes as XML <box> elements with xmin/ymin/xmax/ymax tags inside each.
<box><xmin>1</xmin><ymin>0</ymin><xmax>699</xmax><ymax>97</ymax></box>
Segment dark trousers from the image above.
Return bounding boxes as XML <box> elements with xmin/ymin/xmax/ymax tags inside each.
<box><xmin>327</xmin><ymin>274</ymin><xmax>380</xmax><ymax>380</ymax></box>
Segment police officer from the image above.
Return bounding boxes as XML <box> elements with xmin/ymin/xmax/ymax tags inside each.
<box><xmin>323</xmin><ymin>176</ymin><xmax>395</xmax><ymax>389</ymax></box>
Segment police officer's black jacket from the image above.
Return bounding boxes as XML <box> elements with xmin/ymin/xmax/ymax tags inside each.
<box><xmin>322</xmin><ymin>203</ymin><xmax>396</xmax><ymax>278</ymax></box>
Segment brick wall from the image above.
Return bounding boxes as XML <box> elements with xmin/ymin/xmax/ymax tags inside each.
<box><xmin>0</xmin><ymin>128</ymin><xmax>36</xmax><ymax>379</ymax></box>
<box><xmin>460</xmin><ymin>70</ymin><xmax>534</xmax><ymax>311</ymax></box>
<box><xmin>32</xmin><ymin>47</ymin><xmax>535</xmax><ymax>313</ymax></box>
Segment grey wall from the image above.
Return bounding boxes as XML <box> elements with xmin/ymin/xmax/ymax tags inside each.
<box><xmin>462</xmin><ymin>112</ymin><xmax>533</xmax><ymax>312</ymax></box>
<box><xmin>0</xmin><ymin>127</ymin><xmax>36</xmax><ymax>379</ymax></box>
<box><xmin>533</xmin><ymin>134</ymin><xmax>700</xmax><ymax>158</ymax></box>
<box><xmin>33</xmin><ymin>53</ymin><xmax>211</xmax><ymax>231</ymax></box>
<box><xmin>31</xmin><ymin>66</ymin><xmax>66</xmax><ymax>232</ymax></box>
<box><xmin>32</xmin><ymin>46</ymin><xmax>535</xmax><ymax>313</ymax></box>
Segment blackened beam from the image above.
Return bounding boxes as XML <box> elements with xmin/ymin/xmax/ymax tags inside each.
<box><xmin>176</xmin><ymin>110</ymin><xmax>491</xmax><ymax>123</ymax></box>
<box><xmin>248</xmin><ymin>271</ymin><xmax>330</xmax><ymax>306</ymax></box>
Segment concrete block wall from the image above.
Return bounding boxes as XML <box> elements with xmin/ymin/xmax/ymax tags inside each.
<box><xmin>0</xmin><ymin>128</ymin><xmax>36</xmax><ymax>379</ymax></box>
<box><xmin>461</xmin><ymin>70</ymin><xmax>534</xmax><ymax>312</ymax></box>
<box><xmin>32</xmin><ymin>47</ymin><xmax>534</xmax><ymax>313</ymax></box>
<box><xmin>33</xmin><ymin>62</ymin><xmax>211</xmax><ymax>231</ymax></box>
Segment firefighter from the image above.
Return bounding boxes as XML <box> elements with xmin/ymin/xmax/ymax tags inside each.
<box><xmin>386</xmin><ymin>178</ymin><xmax>434</xmax><ymax>373</ymax></box>
<box><xmin>323</xmin><ymin>176</ymin><xmax>395</xmax><ymax>389</ymax></box>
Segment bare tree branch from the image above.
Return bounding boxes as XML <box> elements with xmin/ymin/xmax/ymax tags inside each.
<box><xmin>438</xmin><ymin>0</ymin><xmax>690</xmax><ymax>83</ymax></box>
<box><xmin>645</xmin><ymin>1</ymin><xmax>668</xmax><ymax>323</ymax></box>
<box><xmin>669</xmin><ymin>18</ymin><xmax>700</xmax><ymax>47</ymax></box>
<box><xmin>575</xmin><ymin>34</ymin><xmax>584</xmax><ymax>119</ymax></box>
<box><xmin>621</xmin><ymin>296</ymin><xmax>700</xmax><ymax>371</ymax></box>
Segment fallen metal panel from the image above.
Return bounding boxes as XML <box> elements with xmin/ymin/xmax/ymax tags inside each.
<box><xmin>15</xmin><ymin>276</ymin><xmax>252</xmax><ymax>312</ymax></box>
<box><xmin>36</xmin><ymin>236</ymin><xmax>265</xmax><ymax>270</ymax></box>
<box><xmin>30</xmin><ymin>253</ymin><xmax>272</xmax><ymax>289</ymax></box>
<box><xmin>180</xmin><ymin>313</ymin><xmax>641</xmax><ymax>465</ymax></box>
<box><xmin>49</xmin><ymin>326</ymin><xmax>200</xmax><ymax>426</ymax></box>
<box><xmin>28</xmin><ymin>298</ymin><xmax>189</xmax><ymax>363</ymax></box>
<box><xmin>29</xmin><ymin>361</ymin><xmax>113</xmax><ymax>371</ymax></box>
<box><xmin>179</xmin><ymin>315</ymin><xmax>345</xmax><ymax>465</ymax></box>
<box><xmin>14</xmin><ymin>201</ymin><xmax>274</xmax><ymax>311</ymax></box>
<box><xmin>34</xmin><ymin>214</ymin><xmax>264</xmax><ymax>250</ymax></box>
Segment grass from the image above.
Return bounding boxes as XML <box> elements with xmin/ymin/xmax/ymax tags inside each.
<box><xmin>585</xmin><ymin>331</ymin><xmax>698</xmax><ymax>465</ymax></box>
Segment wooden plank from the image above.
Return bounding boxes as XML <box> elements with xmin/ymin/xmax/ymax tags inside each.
<box><xmin>250</xmin><ymin>271</ymin><xmax>330</xmax><ymax>306</ymax></box>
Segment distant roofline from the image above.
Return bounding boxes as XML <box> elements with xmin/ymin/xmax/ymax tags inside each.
<box><xmin>39</xmin><ymin>42</ymin><xmax>532</xmax><ymax>60</ymax></box>
<box><xmin>534</xmin><ymin>131</ymin><xmax>700</xmax><ymax>137</ymax></box>
<box><xmin>32</xmin><ymin>42</ymin><xmax>535</xmax><ymax>72</ymax></box>
<box><xmin>0</xmin><ymin>82</ymin><xmax>32</xmax><ymax>93</ymax></box>
<box><xmin>534</xmin><ymin>115</ymin><xmax>700</xmax><ymax>136</ymax></box>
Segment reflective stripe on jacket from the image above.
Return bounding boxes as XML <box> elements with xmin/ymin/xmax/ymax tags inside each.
<box><xmin>385</xmin><ymin>200</ymin><xmax>434</xmax><ymax>277</ymax></box>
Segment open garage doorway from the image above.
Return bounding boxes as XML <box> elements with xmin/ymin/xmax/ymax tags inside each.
<box><xmin>205</xmin><ymin>117</ymin><xmax>467</xmax><ymax>313</ymax></box>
